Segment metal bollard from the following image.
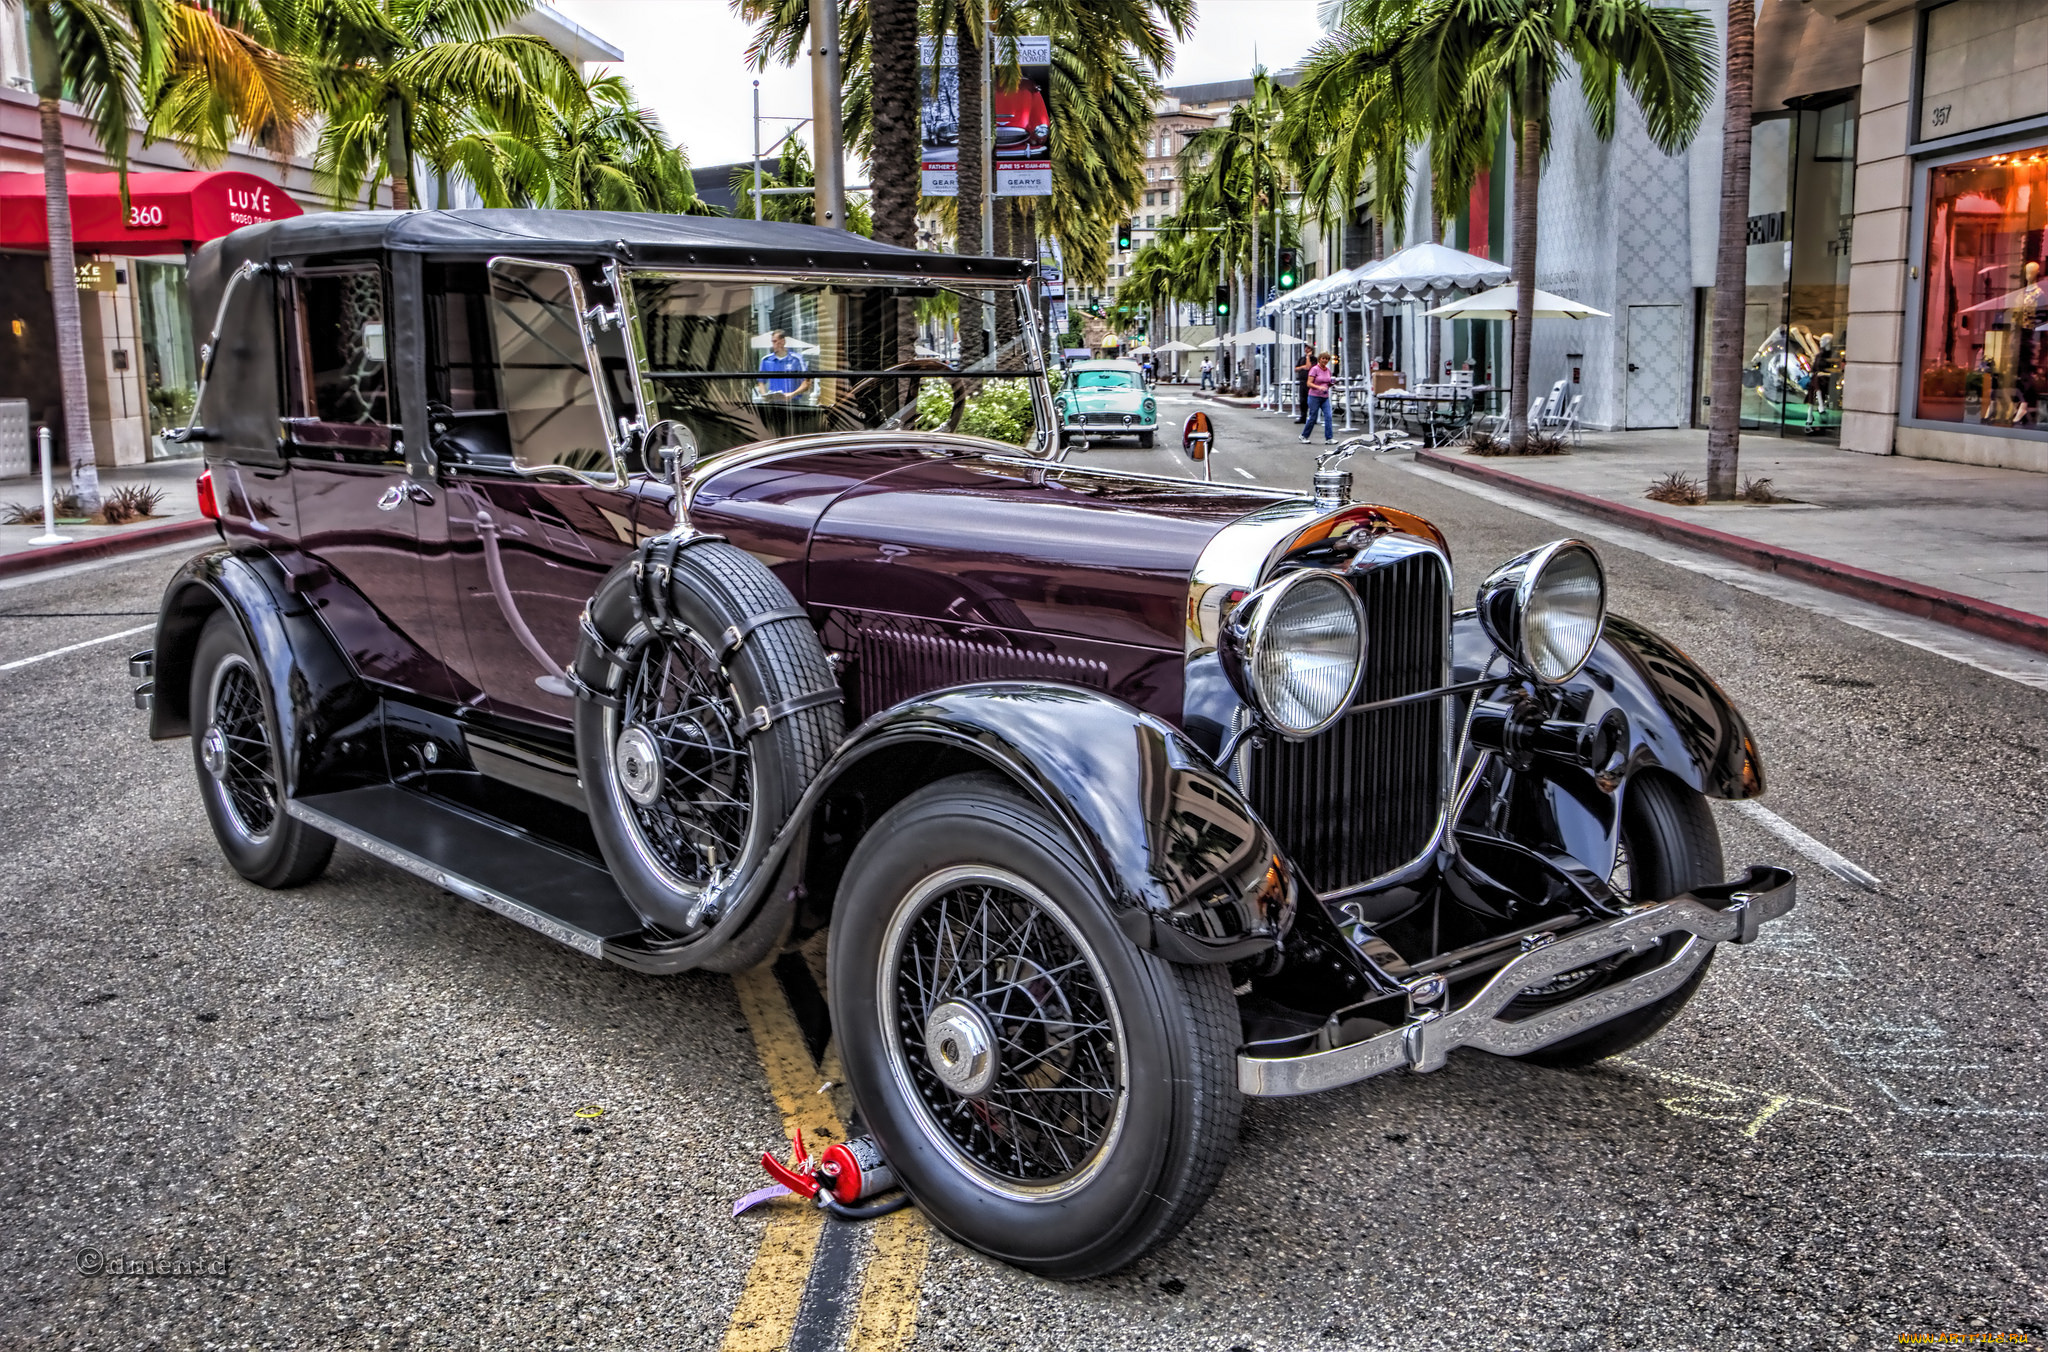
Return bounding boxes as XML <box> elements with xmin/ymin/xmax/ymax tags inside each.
<box><xmin>29</xmin><ymin>425</ymin><xmax>70</xmax><ymax>546</ymax></box>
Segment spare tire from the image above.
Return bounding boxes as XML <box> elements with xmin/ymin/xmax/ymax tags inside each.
<box><xmin>573</xmin><ymin>537</ymin><xmax>844</xmax><ymax>947</ymax></box>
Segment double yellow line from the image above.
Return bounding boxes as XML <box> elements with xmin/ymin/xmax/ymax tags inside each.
<box><xmin>722</xmin><ymin>967</ymin><xmax>929</xmax><ymax>1352</ymax></box>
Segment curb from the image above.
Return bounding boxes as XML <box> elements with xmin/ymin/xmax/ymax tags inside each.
<box><xmin>0</xmin><ymin>517</ymin><xmax>217</xmax><ymax>581</ymax></box>
<box><xmin>1414</xmin><ymin>449</ymin><xmax>2048</xmax><ymax>657</ymax></box>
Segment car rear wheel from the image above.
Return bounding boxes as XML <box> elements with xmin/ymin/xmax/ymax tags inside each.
<box><xmin>1510</xmin><ymin>771</ymin><xmax>1723</xmax><ymax>1068</ymax></box>
<box><xmin>829</xmin><ymin>774</ymin><xmax>1241</xmax><ymax>1279</ymax></box>
<box><xmin>189</xmin><ymin>610</ymin><xmax>333</xmax><ymax>888</ymax></box>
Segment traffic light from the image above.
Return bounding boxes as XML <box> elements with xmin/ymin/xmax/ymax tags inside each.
<box><xmin>1214</xmin><ymin>286</ymin><xmax>1230</xmax><ymax>317</ymax></box>
<box><xmin>1278</xmin><ymin>248</ymin><xmax>1298</xmax><ymax>290</ymax></box>
<box><xmin>1116</xmin><ymin>221</ymin><xmax>1132</xmax><ymax>252</ymax></box>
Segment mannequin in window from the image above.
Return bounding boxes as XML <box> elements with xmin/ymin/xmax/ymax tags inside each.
<box><xmin>2013</xmin><ymin>260</ymin><xmax>2042</xmax><ymax>425</ymax></box>
<box><xmin>1805</xmin><ymin>332</ymin><xmax>1840</xmax><ymax>434</ymax></box>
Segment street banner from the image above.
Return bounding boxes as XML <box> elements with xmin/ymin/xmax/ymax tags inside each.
<box><xmin>1040</xmin><ymin>265</ymin><xmax>1064</xmax><ymax>297</ymax></box>
<box><xmin>920</xmin><ymin>35</ymin><xmax>1052</xmax><ymax>197</ymax></box>
<box><xmin>1050</xmin><ymin>300</ymin><xmax>1069</xmax><ymax>331</ymax></box>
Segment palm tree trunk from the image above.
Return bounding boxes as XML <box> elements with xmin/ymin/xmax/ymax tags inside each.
<box><xmin>386</xmin><ymin>94</ymin><xmax>412</xmax><ymax>211</ymax></box>
<box><xmin>1507</xmin><ymin>95</ymin><xmax>1541</xmax><ymax>452</ymax></box>
<box><xmin>27</xmin><ymin>8</ymin><xmax>99</xmax><ymax>509</ymax></box>
<box><xmin>870</xmin><ymin>0</ymin><xmax>919</xmax><ymax>369</ymax></box>
<box><xmin>870</xmin><ymin>0</ymin><xmax>919</xmax><ymax>249</ymax></box>
<box><xmin>1706</xmin><ymin>0</ymin><xmax>1756</xmax><ymax>500</ymax></box>
<box><xmin>954</xmin><ymin>12</ymin><xmax>985</xmax><ymax>366</ymax></box>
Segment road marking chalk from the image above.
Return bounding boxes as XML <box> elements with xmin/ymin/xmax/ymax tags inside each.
<box><xmin>0</xmin><ymin>623</ymin><xmax>153</xmax><ymax>673</ymax></box>
<box><xmin>1729</xmin><ymin>800</ymin><xmax>1881</xmax><ymax>892</ymax></box>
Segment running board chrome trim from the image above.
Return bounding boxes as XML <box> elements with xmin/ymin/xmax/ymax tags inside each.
<box><xmin>286</xmin><ymin>798</ymin><xmax>608</xmax><ymax>957</ymax></box>
<box><xmin>1237</xmin><ymin>865</ymin><xmax>1796</xmax><ymax>1097</ymax></box>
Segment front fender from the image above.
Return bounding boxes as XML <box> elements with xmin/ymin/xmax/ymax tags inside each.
<box><xmin>1454</xmin><ymin>610</ymin><xmax>1764</xmax><ymax>801</ymax></box>
<box><xmin>149</xmin><ymin>546</ymin><xmax>375</xmax><ymax>797</ymax></box>
<box><xmin>821</xmin><ymin>685</ymin><xmax>1296</xmax><ymax>964</ymax></box>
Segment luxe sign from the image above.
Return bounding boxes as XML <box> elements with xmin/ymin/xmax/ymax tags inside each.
<box><xmin>0</xmin><ymin>170</ymin><xmax>302</xmax><ymax>253</ymax></box>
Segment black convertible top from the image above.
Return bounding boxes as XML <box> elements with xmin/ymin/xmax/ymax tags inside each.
<box><xmin>199</xmin><ymin>208</ymin><xmax>1032</xmax><ymax>280</ymax></box>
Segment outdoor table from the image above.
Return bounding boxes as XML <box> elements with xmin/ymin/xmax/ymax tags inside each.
<box><xmin>1375</xmin><ymin>389</ymin><xmax>1482</xmax><ymax>445</ymax></box>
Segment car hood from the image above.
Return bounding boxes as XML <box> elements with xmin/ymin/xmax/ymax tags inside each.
<box><xmin>683</xmin><ymin>438</ymin><xmax>1279</xmax><ymax>652</ymax></box>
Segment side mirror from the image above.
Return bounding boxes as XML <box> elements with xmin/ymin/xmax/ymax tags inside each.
<box><xmin>637</xmin><ymin>419</ymin><xmax>698</xmax><ymax>488</ymax></box>
<box><xmin>1182</xmin><ymin>410</ymin><xmax>1214</xmax><ymax>461</ymax></box>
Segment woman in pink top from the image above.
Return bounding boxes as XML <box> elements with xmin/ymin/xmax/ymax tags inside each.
<box><xmin>1299</xmin><ymin>352</ymin><xmax>1336</xmax><ymax>443</ymax></box>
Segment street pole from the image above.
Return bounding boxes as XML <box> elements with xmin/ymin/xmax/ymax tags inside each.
<box><xmin>30</xmin><ymin>424</ymin><xmax>68</xmax><ymax>545</ymax></box>
<box><xmin>980</xmin><ymin>24</ymin><xmax>994</xmax><ymax>253</ymax></box>
<box><xmin>752</xmin><ymin>81</ymin><xmax>763</xmax><ymax>222</ymax></box>
<box><xmin>808</xmin><ymin>0</ymin><xmax>846</xmax><ymax>229</ymax></box>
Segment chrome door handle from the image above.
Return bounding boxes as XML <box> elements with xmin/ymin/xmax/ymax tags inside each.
<box><xmin>377</xmin><ymin>480</ymin><xmax>435</xmax><ymax>510</ymax></box>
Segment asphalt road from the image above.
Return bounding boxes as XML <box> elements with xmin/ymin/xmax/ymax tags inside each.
<box><xmin>2</xmin><ymin>406</ymin><xmax>2043</xmax><ymax>1351</ymax></box>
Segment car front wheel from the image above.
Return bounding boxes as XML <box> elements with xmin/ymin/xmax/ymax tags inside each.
<box><xmin>1137</xmin><ymin>430</ymin><xmax>1156</xmax><ymax>448</ymax></box>
<box><xmin>189</xmin><ymin>610</ymin><xmax>333</xmax><ymax>888</ymax></box>
<box><xmin>829</xmin><ymin>774</ymin><xmax>1242</xmax><ymax>1279</ymax></box>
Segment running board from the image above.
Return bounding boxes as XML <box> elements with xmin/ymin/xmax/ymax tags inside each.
<box><xmin>288</xmin><ymin>786</ymin><xmax>645</xmax><ymax>959</ymax></box>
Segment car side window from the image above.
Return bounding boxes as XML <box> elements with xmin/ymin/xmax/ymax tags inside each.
<box><xmin>486</xmin><ymin>261</ymin><xmax>614</xmax><ymax>477</ymax></box>
<box><xmin>285</xmin><ymin>266</ymin><xmax>396</xmax><ymax>463</ymax></box>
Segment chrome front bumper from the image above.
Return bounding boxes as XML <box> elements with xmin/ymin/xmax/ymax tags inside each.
<box><xmin>1238</xmin><ymin>865</ymin><xmax>1796</xmax><ymax>1097</ymax></box>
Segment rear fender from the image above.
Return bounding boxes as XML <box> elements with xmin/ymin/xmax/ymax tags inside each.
<box><xmin>150</xmin><ymin>547</ymin><xmax>378</xmax><ymax>796</ymax></box>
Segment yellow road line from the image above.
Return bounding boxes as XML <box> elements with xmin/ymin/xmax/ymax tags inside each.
<box><xmin>850</xmin><ymin>1207</ymin><xmax>929</xmax><ymax>1352</ymax></box>
<box><xmin>723</xmin><ymin>967</ymin><xmax>845</xmax><ymax>1352</ymax></box>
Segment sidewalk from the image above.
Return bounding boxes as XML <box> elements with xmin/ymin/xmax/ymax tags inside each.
<box><xmin>1413</xmin><ymin>427</ymin><xmax>2048</xmax><ymax>652</ymax></box>
<box><xmin>0</xmin><ymin>456</ymin><xmax>213</xmax><ymax>577</ymax></box>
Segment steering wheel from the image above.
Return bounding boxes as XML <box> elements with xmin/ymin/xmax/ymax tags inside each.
<box><xmin>846</xmin><ymin>359</ymin><xmax>968</xmax><ymax>434</ymax></box>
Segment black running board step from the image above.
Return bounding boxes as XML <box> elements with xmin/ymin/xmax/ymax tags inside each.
<box><xmin>289</xmin><ymin>786</ymin><xmax>643</xmax><ymax>957</ymax></box>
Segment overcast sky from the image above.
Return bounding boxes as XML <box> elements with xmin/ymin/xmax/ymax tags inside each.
<box><xmin>548</xmin><ymin>0</ymin><xmax>1331</xmax><ymax>174</ymax></box>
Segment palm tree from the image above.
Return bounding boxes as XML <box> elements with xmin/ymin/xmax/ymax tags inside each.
<box><xmin>1289</xmin><ymin>32</ymin><xmax>1417</xmax><ymax>262</ymax></box>
<box><xmin>148</xmin><ymin>0</ymin><xmax>313</xmax><ymax>162</ymax></box>
<box><xmin>445</xmin><ymin>69</ymin><xmax>713</xmax><ymax>214</ymax></box>
<box><xmin>1178</xmin><ymin>68</ymin><xmax>1286</xmax><ymax>392</ymax></box>
<box><xmin>298</xmin><ymin>0</ymin><xmax>581</xmax><ymax>210</ymax></box>
<box><xmin>1324</xmin><ymin>0</ymin><xmax>1715</xmax><ymax>449</ymax></box>
<box><xmin>16</xmin><ymin>0</ymin><xmax>168</xmax><ymax>505</ymax></box>
<box><xmin>1704</xmin><ymin>0</ymin><xmax>1753</xmax><ymax>500</ymax></box>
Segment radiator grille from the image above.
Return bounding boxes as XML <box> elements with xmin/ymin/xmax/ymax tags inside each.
<box><xmin>855</xmin><ymin>623</ymin><xmax>1110</xmax><ymax>719</ymax></box>
<box><xmin>1247</xmin><ymin>551</ymin><xmax>1449</xmax><ymax>894</ymax></box>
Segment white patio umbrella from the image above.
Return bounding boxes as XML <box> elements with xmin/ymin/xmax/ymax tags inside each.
<box><xmin>1195</xmin><ymin>337</ymin><xmax>1224</xmax><ymax>350</ymax></box>
<box><xmin>1230</xmin><ymin>326</ymin><xmax>1305</xmax><ymax>346</ymax></box>
<box><xmin>1425</xmin><ymin>284</ymin><xmax>1611</xmax><ymax>320</ymax></box>
<box><xmin>1152</xmin><ymin>339</ymin><xmax>1199</xmax><ymax>352</ymax></box>
<box><xmin>750</xmin><ymin>332</ymin><xmax>822</xmax><ymax>354</ymax></box>
<box><xmin>1353</xmin><ymin>242</ymin><xmax>1510</xmax><ymax>299</ymax></box>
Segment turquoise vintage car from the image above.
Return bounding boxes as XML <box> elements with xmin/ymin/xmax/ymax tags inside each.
<box><xmin>1056</xmin><ymin>358</ymin><xmax>1157</xmax><ymax>448</ymax></box>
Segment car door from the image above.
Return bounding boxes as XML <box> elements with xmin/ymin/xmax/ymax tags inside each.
<box><xmin>441</xmin><ymin>258</ymin><xmax>648</xmax><ymax>728</ymax></box>
<box><xmin>284</xmin><ymin>261</ymin><xmax>456</xmax><ymax>699</ymax></box>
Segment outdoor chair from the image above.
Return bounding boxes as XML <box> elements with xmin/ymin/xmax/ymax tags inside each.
<box><xmin>1558</xmin><ymin>393</ymin><xmax>1584</xmax><ymax>446</ymax></box>
<box><xmin>1538</xmin><ymin>379</ymin><xmax>1569</xmax><ymax>428</ymax></box>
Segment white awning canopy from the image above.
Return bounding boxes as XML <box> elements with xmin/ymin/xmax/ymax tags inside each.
<box><xmin>1424</xmin><ymin>284</ymin><xmax>1611</xmax><ymax>320</ymax></box>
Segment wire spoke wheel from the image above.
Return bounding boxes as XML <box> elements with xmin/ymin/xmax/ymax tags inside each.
<box><xmin>609</xmin><ymin>628</ymin><xmax>756</xmax><ymax>896</ymax></box>
<box><xmin>208</xmin><ymin>656</ymin><xmax>277</xmax><ymax>841</ymax></box>
<box><xmin>881</xmin><ymin>865</ymin><xmax>1128</xmax><ymax>1198</ymax></box>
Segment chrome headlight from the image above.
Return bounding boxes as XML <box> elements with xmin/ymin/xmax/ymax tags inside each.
<box><xmin>1222</xmin><ymin>569</ymin><xmax>1366</xmax><ymax>738</ymax></box>
<box><xmin>1475</xmin><ymin>540</ymin><xmax>1606</xmax><ymax>683</ymax></box>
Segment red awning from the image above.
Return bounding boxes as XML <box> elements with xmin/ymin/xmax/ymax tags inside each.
<box><xmin>0</xmin><ymin>170</ymin><xmax>303</xmax><ymax>254</ymax></box>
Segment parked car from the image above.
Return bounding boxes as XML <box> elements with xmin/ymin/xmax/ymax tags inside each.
<box><xmin>1056</xmin><ymin>358</ymin><xmax>1158</xmax><ymax>448</ymax></box>
<box><xmin>992</xmin><ymin>77</ymin><xmax>1051</xmax><ymax>160</ymax></box>
<box><xmin>136</xmin><ymin>210</ymin><xmax>1793</xmax><ymax>1281</ymax></box>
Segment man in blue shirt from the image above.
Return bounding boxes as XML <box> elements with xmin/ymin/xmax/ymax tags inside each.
<box><xmin>756</xmin><ymin>330</ymin><xmax>811</xmax><ymax>402</ymax></box>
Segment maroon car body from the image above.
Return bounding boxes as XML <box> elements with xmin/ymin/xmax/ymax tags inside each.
<box><xmin>135</xmin><ymin>211</ymin><xmax>1794</xmax><ymax>1279</ymax></box>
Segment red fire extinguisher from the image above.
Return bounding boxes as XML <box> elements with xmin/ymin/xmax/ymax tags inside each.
<box><xmin>755</xmin><ymin>1128</ymin><xmax>909</xmax><ymax>1220</ymax></box>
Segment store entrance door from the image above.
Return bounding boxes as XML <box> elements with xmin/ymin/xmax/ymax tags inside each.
<box><xmin>1625</xmin><ymin>305</ymin><xmax>1683</xmax><ymax>428</ymax></box>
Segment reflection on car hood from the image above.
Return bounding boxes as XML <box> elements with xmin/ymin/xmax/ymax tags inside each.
<box><xmin>685</xmin><ymin>439</ymin><xmax>1278</xmax><ymax>652</ymax></box>
<box><xmin>1064</xmin><ymin>387</ymin><xmax>1148</xmax><ymax>412</ymax></box>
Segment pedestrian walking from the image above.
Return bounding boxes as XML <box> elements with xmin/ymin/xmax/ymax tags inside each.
<box><xmin>1199</xmin><ymin>357</ymin><xmax>1215</xmax><ymax>390</ymax></box>
<box><xmin>1294</xmin><ymin>349</ymin><xmax>1312</xmax><ymax>424</ymax></box>
<box><xmin>1299</xmin><ymin>352</ymin><xmax>1336</xmax><ymax>444</ymax></box>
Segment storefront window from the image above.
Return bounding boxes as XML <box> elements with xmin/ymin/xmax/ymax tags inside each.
<box><xmin>1731</xmin><ymin>99</ymin><xmax>1856</xmax><ymax>440</ymax></box>
<box><xmin>1916</xmin><ymin>147</ymin><xmax>2048</xmax><ymax>433</ymax></box>
<box><xmin>134</xmin><ymin>260</ymin><xmax>194</xmax><ymax>440</ymax></box>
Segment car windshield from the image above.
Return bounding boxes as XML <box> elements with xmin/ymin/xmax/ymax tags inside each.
<box><xmin>1073</xmin><ymin>370</ymin><xmax>1139</xmax><ymax>391</ymax></box>
<box><xmin>627</xmin><ymin>274</ymin><xmax>1048</xmax><ymax>455</ymax></box>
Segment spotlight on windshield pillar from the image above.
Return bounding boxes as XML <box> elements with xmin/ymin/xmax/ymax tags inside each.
<box><xmin>1117</xmin><ymin>221</ymin><xmax>1132</xmax><ymax>252</ymax></box>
